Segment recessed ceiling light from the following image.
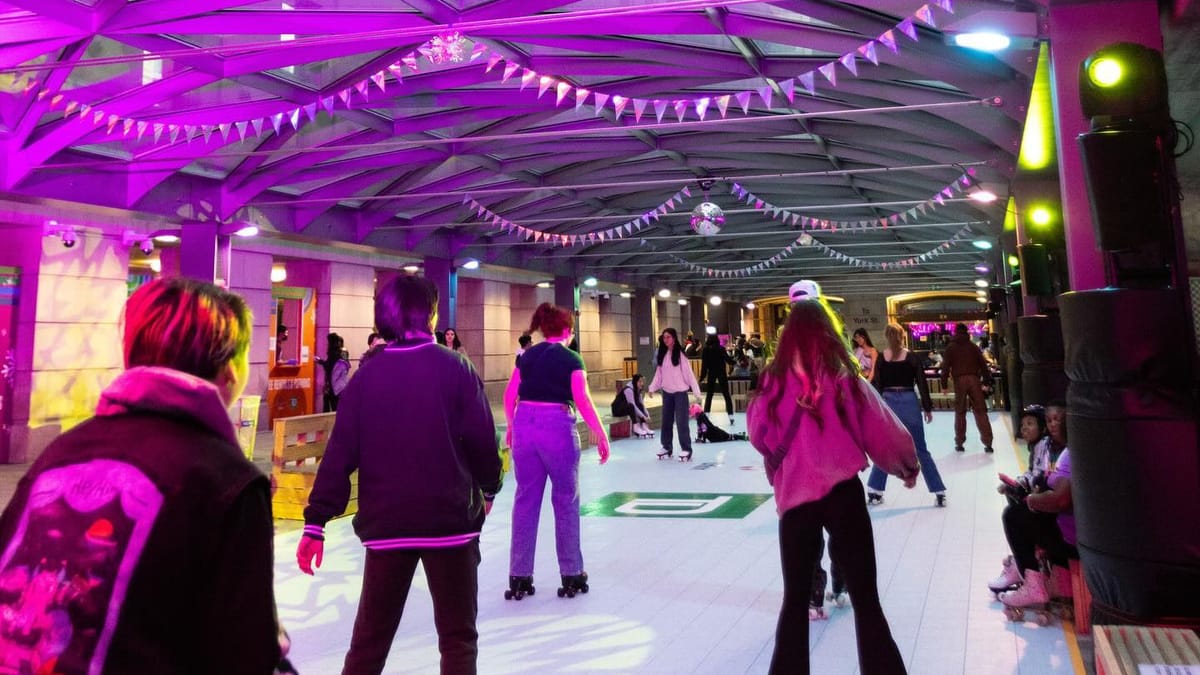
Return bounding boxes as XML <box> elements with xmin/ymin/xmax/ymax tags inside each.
<box><xmin>974</xmin><ymin>279</ymin><xmax>990</xmax><ymax>288</ymax></box>
<box><xmin>953</xmin><ymin>32</ymin><xmax>1011</xmax><ymax>52</ymax></box>
<box><xmin>583</xmin><ymin>276</ymin><xmax>598</xmax><ymax>287</ymax></box>
<box><xmin>969</xmin><ymin>190</ymin><xmax>998</xmax><ymax>203</ymax></box>
<box><xmin>972</xmin><ymin>239</ymin><xmax>994</xmax><ymax>250</ymax></box>
<box><xmin>658</xmin><ymin>289</ymin><xmax>671</xmax><ymax>298</ymax></box>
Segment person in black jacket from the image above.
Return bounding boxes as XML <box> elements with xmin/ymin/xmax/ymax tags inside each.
<box><xmin>0</xmin><ymin>277</ymin><xmax>283</xmax><ymax>675</ymax></box>
<box><xmin>297</xmin><ymin>275</ymin><xmax>503</xmax><ymax>675</ymax></box>
<box><xmin>699</xmin><ymin>334</ymin><xmax>734</xmax><ymax>417</ymax></box>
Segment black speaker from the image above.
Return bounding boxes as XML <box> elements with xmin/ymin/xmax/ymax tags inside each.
<box><xmin>988</xmin><ymin>287</ymin><xmax>1007</xmax><ymax>306</ymax></box>
<box><xmin>1018</xmin><ymin>244</ymin><xmax>1052</xmax><ymax>297</ymax></box>
<box><xmin>1079</xmin><ymin>129</ymin><xmax>1173</xmax><ymax>252</ymax></box>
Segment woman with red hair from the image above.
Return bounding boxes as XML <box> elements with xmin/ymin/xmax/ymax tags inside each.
<box><xmin>503</xmin><ymin>303</ymin><xmax>610</xmax><ymax>600</ymax></box>
<box><xmin>748</xmin><ymin>297</ymin><xmax>918</xmax><ymax>675</ymax></box>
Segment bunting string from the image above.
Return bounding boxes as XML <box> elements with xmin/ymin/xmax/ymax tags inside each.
<box><xmin>638</xmin><ymin>224</ymin><xmax>973</xmax><ymax>278</ymax></box>
<box><xmin>731</xmin><ymin>168</ymin><xmax>976</xmax><ymax>232</ymax></box>
<box><xmin>16</xmin><ymin>2</ymin><xmax>951</xmax><ymax>146</ymax></box>
<box><xmin>461</xmin><ymin>185</ymin><xmax>693</xmax><ymax>246</ymax></box>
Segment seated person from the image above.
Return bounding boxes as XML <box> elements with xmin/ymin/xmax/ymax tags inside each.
<box><xmin>730</xmin><ymin>356</ymin><xmax>753</xmax><ymax>378</ymax></box>
<box><xmin>996</xmin><ymin>404</ymin><xmax>1063</xmax><ymax>506</ymax></box>
<box><xmin>615</xmin><ymin>374</ymin><xmax>653</xmax><ymax>438</ymax></box>
<box><xmin>989</xmin><ymin>401</ymin><xmax>1075</xmax><ymax>607</ymax></box>
<box><xmin>690</xmin><ymin>404</ymin><xmax>746</xmax><ymax>443</ymax></box>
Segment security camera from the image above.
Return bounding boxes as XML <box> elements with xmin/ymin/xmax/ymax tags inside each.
<box><xmin>139</xmin><ymin>239</ymin><xmax>154</xmax><ymax>255</ymax></box>
<box><xmin>61</xmin><ymin>227</ymin><xmax>77</xmax><ymax>248</ymax></box>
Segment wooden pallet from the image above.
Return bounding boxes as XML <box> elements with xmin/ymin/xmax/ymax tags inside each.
<box><xmin>1095</xmin><ymin>625</ymin><xmax>1200</xmax><ymax>675</ymax></box>
<box><xmin>271</xmin><ymin>412</ymin><xmax>357</xmax><ymax>521</ymax></box>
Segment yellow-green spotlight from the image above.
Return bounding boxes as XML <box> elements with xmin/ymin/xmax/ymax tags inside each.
<box><xmin>1087</xmin><ymin>57</ymin><xmax>1124</xmax><ymax>88</ymax></box>
<box><xmin>1029</xmin><ymin>206</ymin><xmax>1054</xmax><ymax>227</ymax></box>
<box><xmin>1008</xmin><ymin>254</ymin><xmax>1020</xmax><ymax>267</ymax></box>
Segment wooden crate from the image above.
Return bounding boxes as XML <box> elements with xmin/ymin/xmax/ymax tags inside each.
<box><xmin>271</xmin><ymin>412</ymin><xmax>357</xmax><ymax>520</ymax></box>
<box><xmin>1095</xmin><ymin>625</ymin><xmax>1200</xmax><ymax>675</ymax></box>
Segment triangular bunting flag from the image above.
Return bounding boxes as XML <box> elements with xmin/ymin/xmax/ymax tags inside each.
<box><xmin>502</xmin><ymin>63</ymin><xmax>519</xmax><ymax>83</ymax></box>
<box><xmin>879</xmin><ymin>30</ymin><xmax>899</xmax><ymax>53</ymax></box>
<box><xmin>152</xmin><ymin>123</ymin><xmax>164</xmax><ymax>143</ymax></box>
<box><xmin>371</xmin><ymin>71</ymin><xmax>386</xmax><ymax>92</ymax></box>
<box><xmin>122</xmin><ymin>118</ymin><xmax>135</xmax><ymax>136</ymax></box>
<box><xmin>594</xmin><ymin>92</ymin><xmax>610</xmax><ymax>116</ymax></box>
<box><xmin>653</xmin><ymin>99</ymin><xmax>668</xmax><ymax>123</ymax></box>
<box><xmin>673</xmin><ymin>99</ymin><xmax>688</xmax><ymax>122</ymax></box>
<box><xmin>537</xmin><ymin>76</ymin><xmax>554</xmax><ymax>99</ymax></box>
<box><xmin>201</xmin><ymin>124</ymin><xmax>214</xmax><ymax>143</ymax></box>
<box><xmin>694</xmin><ymin>97</ymin><xmax>710</xmax><ymax>120</ymax></box>
<box><xmin>136</xmin><ymin>121</ymin><xmax>149</xmax><ymax>140</ymax></box>
<box><xmin>612</xmin><ymin>95</ymin><xmax>628</xmax><ymax>119</ymax></box>
<box><xmin>288</xmin><ymin>108</ymin><xmax>301</xmax><ymax>129</ymax></box>
<box><xmin>898</xmin><ymin>18</ymin><xmax>919</xmax><ymax>41</ymax></box>
<box><xmin>818</xmin><ymin>62</ymin><xmax>838</xmax><ymax>86</ymax></box>
<box><xmin>251</xmin><ymin>118</ymin><xmax>265</xmax><ymax>137</ymax></box>
<box><xmin>321</xmin><ymin>96</ymin><xmax>335</xmax><ymax>115</ymax></box>
<box><xmin>338</xmin><ymin>89</ymin><xmax>352</xmax><ymax>105</ymax></box>
<box><xmin>387</xmin><ymin>63</ymin><xmax>404</xmax><ymax>83</ymax></box>
<box><xmin>218</xmin><ymin>123</ymin><xmax>231</xmax><ymax>142</ymax></box>
<box><xmin>839</xmin><ymin>53</ymin><xmax>858</xmax><ymax>76</ymax></box>
<box><xmin>575</xmin><ymin>88</ymin><xmax>590</xmax><ymax>111</ymax></box>
<box><xmin>486</xmin><ymin>53</ymin><xmax>504</xmax><ymax>73</ymax></box>
<box><xmin>915</xmin><ymin>4</ymin><xmax>936</xmax><ymax>27</ymax></box>
<box><xmin>355</xmin><ymin>80</ymin><xmax>369</xmax><ymax>97</ymax></box>
<box><xmin>168</xmin><ymin>125</ymin><xmax>179</xmax><ymax>144</ymax></box>
<box><xmin>756</xmin><ymin>85</ymin><xmax>773</xmax><ymax>109</ymax></box>
<box><xmin>780</xmin><ymin>79</ymin><xmax>796</xmax><ymax>103</ymax></box>
<box><xmin>303</xmin><ymin>103</ymin><xmax>318</xmax><ymax>122</ymax></box>
<box><xmin>715</xmin><ymin>94</ymin><xmax>731</xmax><ymax>118</ymax></box>
<box><xmin>106</xmin><ymin>115</ymin><xmax>121</xmax><ymax>134</ymax></box>
<box><xmin>184</xmin><ymin>125</ymin><xmax>198</xmax><ymax>143</ymax></box>
<box><xmin>858</xmin><ymin>42</ymin><xmax>880</xmax><ymax>66</ymax></box>
<box><xmin>798</xmin><ymin>71</ymin><xmax>816</xmax><ymax>96</ymax></box>
<box><xmin>633</xmin><ymin>98</ymin><xmax>648</xmax><ymax>122</ymax></box>
<box><xmin>735</xmin><ymin>91</ymin><xmax>753</xmax><ymax>114</ymax></box>
<box><xmin>270</xmin><ymin>113</ymin><xmax>283</xmax><ymax>135</ymax></box>
<box><xmin>556</xmin><ymin>81</ymin><xmax>572</xmax><ymax>106</ymax></box>
<box><xmin>519</xmin><ymin>68</ymin><xmax>537</xmax><ymax>90</ymax></box>
<box><xmin>934</xmin><ymin>0</ymin><xmax>954</xmax><ymax>11</ymax></box>
<box><xmin>470</xmin><ymin>43</ymin><xmax>488</xmax><ymax>61</ymax></box>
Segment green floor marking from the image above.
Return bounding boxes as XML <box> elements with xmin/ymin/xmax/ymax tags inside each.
<box><xmin>581</xmin><ymin>492</ymin><xmax>772</xmax><ymax>519</ymax></box>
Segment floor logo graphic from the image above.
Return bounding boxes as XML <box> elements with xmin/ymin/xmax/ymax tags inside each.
<box><xmin>581</xmin><ymin>492</ymin><xmax>771</xmax><ymax>519</ymax></box>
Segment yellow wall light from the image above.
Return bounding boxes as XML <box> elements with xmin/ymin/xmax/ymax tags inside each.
<box><xmin>1018</xmin><ymin>43</ymin><xmax>1057</xmax><ymax>171</ymax></box>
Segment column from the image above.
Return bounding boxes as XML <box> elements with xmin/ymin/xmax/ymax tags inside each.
<box><xmin>631</xmin><ymin>290</ymin><xmax>656</xmax><ymax>379</ymax></box>
<box><xmin>688</xmin><ymin>297</ymin><xmax>705</xmax><ymax>339</ymax></box>
<box><xmin>1047</xmin><ymin>0</ymin><xmax>1162</xmax><ymax>291</ymax></box>
<box><xmin>227</xmin><ymin>249</ymin><xmax>274</xmax><ymax>431</ymax></box>
<box><xmin>423</xmin><ymin>256</ymin><xmax>455</xmax><ymax>330</ymax></box>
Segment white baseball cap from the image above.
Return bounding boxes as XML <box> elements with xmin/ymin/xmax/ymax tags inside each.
<box><xmin>789</xmin><ymin>279</ymin><xmax>822</xmax><ymax>303</ymax></box>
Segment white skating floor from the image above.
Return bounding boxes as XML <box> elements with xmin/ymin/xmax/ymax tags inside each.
<box><xmin>272</xmin><ymin>410</ymin><xmax>1089</xmax><ymax>674</ymax></box>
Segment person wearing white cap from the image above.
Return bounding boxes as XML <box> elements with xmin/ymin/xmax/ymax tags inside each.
<box><xmin>788</xmin><ymin>279</ymin><xmax>822</xmax><ymax>303</ymax></box>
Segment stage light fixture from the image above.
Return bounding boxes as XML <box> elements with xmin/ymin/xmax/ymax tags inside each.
<box><xmin>1029</xmin><ymin>206</ymin><xmax>1054</xmax><ymax>227</ymax></box>
<box><xmin>1079</xmin><ymin>42</ymin><xmax>1168</xmax><ymax>125</ymax></box>
<box><xmin>460</xmin><ymin>258</ymin><xmax>480</xmax><ymax>270</ymax></box>
<box><xmin>1008</xmin><ymin>254</ymin><xmax>1020</xmax><ymax>267</ymax></box>
<box><xmin>403</xmin><ymin>264</ymin><xmax>420</xmax><ymax>273</ymax></box>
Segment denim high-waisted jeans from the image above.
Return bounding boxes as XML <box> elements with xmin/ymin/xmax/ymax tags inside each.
<box><xmin>510</xmin><ymin>402</ymin><xmax>584</xmax><ymax>577</ymax></box>
<box><xmin>868</xmin><ymin>389</ymin><xmax>946</xmax><ymax>494</ymax></box>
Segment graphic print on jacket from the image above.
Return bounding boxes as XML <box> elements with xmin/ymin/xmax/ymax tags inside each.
<box><xmin>0</xmin><ymin>459</ymin><xmax>163</xmax><ymax>674</ymax></box>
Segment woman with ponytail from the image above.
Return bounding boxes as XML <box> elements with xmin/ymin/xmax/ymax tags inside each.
<box><xmin>503</xmin><ymin>303</ymin><xmax>610</xmax><ymax>600</ymax></box>
<box><xmin>748</xmin><ymin>296</ymin><xmax>918</xmax><ymax>675</ymax></box>
<box><xmin>648</xmin><ymin>327</ymin><xmax>702</xmax><ymax>461</ymax></box>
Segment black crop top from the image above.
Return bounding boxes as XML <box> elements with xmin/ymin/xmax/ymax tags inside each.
<box><xmin>874</xmin><ymin>350</ymin><xmax>934</xmax><ymax>412</ymax></box>
<box><xmin>517</xmin><ymin>341</ymin><xmax>584</xmax><ymax>403</ymax></box>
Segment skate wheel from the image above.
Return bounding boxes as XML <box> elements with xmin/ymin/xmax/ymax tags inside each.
<box><xmin>1035</xmin><ymin>612</ymin><xmax>1051</xmax><ymax>627</ymax></box>
<box><xmin>557</xmin><ymin>588</ymin><xmax>566</xmax><ymax>598</ymax></box>
<box><xmin>1004</xmin><ymin>607</ymin><xmax>1023</xmax><ymax>622</ymax></box>
<box><xmin>527</xmin><ymin>586</ymin><xmax>535</xmax><ymax>596</ymax></box>
<box><xmin>579</xmin><ymin>584</ymin><xmax>589</xmax><ymax>593</ymax></box>
<box><xmin>504</xmin><ymin>590</ymin><xmax>513</xmax><ymax>600</ymax></box>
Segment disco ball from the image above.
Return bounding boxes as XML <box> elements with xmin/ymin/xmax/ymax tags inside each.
<box><xmin>690</xmin><ymin>202</ymin><xmax>725</xmax><ymax>236</ymax></box>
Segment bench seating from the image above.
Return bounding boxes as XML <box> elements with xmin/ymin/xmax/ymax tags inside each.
<box><xmin>271</xmin><ymin>412</ymin><xmax>356</xmax><ymax>521</ymax></box>
<box><xmin>1095</xmin><ymin>625</ymin><xmax>1200</xmax><ymax>675</ymax></box>
<box><xmin>729</xmin><ymin>379</ymin><xmax>753</xmax><ymax>412</ymax></box>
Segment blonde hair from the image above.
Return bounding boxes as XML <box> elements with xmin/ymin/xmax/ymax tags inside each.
<box><xmin>884</xmin><ymin>323</ymin><xmax>906</xmax><ymax>353</ymax></box>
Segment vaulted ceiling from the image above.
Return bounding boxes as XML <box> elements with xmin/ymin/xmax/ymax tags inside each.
<box><xmin>0</xmin><ymin>0</ymin><xmax>1041</xmax><ymax>300</ymax></box>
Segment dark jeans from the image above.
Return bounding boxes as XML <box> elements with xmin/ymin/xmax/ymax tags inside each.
<box><xmin>343</xmin><ymin>543</ymin><xmax>481</xmax><ymax>675</ymax></box>
<box><xmin>704</xmin><ymin>372</ymin><xmax>733</xmax><ymax>413</ymax></box>
<box><xmin>1001</xmin><ymin>502</ymin><xmax>1078</xmax><ymax>574</ymax></box>
<box><xmin>772</xmin><ymin>477</ymin><xmax>906</xmax><ymax>675</ymax></box>
<box><xmin>659</xmin><ymin>391</ymin><xmax>692</xmax><ymax>453</ymax></box>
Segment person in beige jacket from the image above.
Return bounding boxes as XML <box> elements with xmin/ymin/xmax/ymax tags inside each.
<box><xmin>748</xmin><ymin>296</ymin><xmax>919</xmax><ymax>675</ymax></box>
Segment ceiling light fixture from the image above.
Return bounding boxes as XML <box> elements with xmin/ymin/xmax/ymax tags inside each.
<box><xmin>403</xmin><ymin>264</ymin><xmax>420</xmax><ymax>273</ymax></box>
<box><xmin>583</xmin><ymin>276</ymin><xmax>598</xmax><ymax>287</ymax></box>
<box><xmin>709</xmin><ymin>295</ymin><xmax>722</xmax><ymax>306</ymax></box>
<box><xmin>619</xmin><ymin>291</ymin><xmax>632</xmax><ymax>298</ymax></box>
<box><xmin>677</xmin><ymin>298</ymin><xmax>688</xmax><ymax>306</ymax></box>
<box><xmin>460</xmin><ymin>258</ymin><xmax>480</xmax><ymax>270</ymax></box>
<box><xmin>658</xmin><ymin>289</ymin><xmax>671</xmax><ymax>298</ymax></box>
<box><xmin>974</xmin><ymin>279</ymin><xmax>990</xmax><ymax>288</ymax></box>
<box><xmin>972</xmin><ymin>239</ymin><xmax>994</xmax><ymax>250</ymax></box>
<box><xmin>745</xmin><ymin>302</ymin><xmax>756</xmax><ymax>310</ymax></box>
<box><xmin>536</xmin><ymin>280</ymin><xmax>552</xmax><ymax>289</ymax></box>
<box><xmin>975</xmin><ymin>263</ymin><xmax>991</xmax><ymax>274</ymax></box>
<box><xmin>953</xmin><ymin>32</ymin><xmax>1012</xmax><ymax>52</ymax></box>
<box><xmin>270</xmin><ymin>263</ymin><xmax>287</xmax><ymax>283</ymax></box>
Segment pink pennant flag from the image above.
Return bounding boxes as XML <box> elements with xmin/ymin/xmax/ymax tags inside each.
<box><xmin>575</xmin><ymin>88</ymin><xmax>590</xmax><ymax>111</ymax></box>
<box><xmin>288</xmin><ymin>108</ymin><xmax>301</xmax><ymax>129</ymax></box>
<box><xmin>321</xmin><ymin>96</ymin><xmax>335</xmax><ymax>115</ymax></box>
<box><xmin>858</xmin><ymin>42</ymin><xmax>880</xmax><ymax>66</ymax></box>
<box><xmin>593</xmin><ymin>92</ymin><xmax>610</xmax><ymax>116</ymax></box>
<box><xmin>519</xmin><ymin>69</ymin><xmax>537</xmax><ymax>91</ymax></box>
<box><xmin>653</xmin><ymin>100</ymin><xmax>668</xmax><ymax>123</ymax></box>
<box><xmin>798</xmin><ymin>72</ymin><xmax>816</xmax><ymax>96</ymax></box>
<box><xmin>935</xmin><ymin>0</ymin><xmax>954</xmax><ymax>11</ymax></box>
<box><xmin>694</xmin><ymin>96</ymin><xmax>710</xmax><ymax>120</ymax></box>
<box><xmin>715</xmin><ymin>94</ymin><xmax>731</xmax><ymax>118</ymax></box>
<box><xmin>371</xmin><ymin>71</ymin><xmax>386</xmax><ymax>92</ymax></box>
<box><xmin>36</xmin><ymin>88</ymin><xmax>49</xmax><ymax>101</ymax></box>
<box><xmin>235</xmin><ymin>121</ymin><xmax>248</xmax><ymax>141</ymax></box>
<box><xmin>754</xmin><ymin>199</ymin><xmax>764</xmax><ymax>210</ymax></box>
<box><xmin>201</xmin><ymin>124</ymin><xmax>215</xmax><ymax>143</ymax></box>
<box><xmin>878</xmin><ymin>30</ymin><xmax>899</xmax><ymax>53</ymax></box>
<box><xmin>942</xmin><ymin>187</ymin><xmax>953</xmax><ymax>198</ymax></box>
<box><xmin>502</xmin><ymin>63</ymin><xmax>519</xmax><ymax>83</ymax></box>
<box><xmin>633</xmin><ymin>98</ymin><xmax>648</xmax><ymax>122</ymax></box>
<box><xmin>756</xmin><ymin>85</ymin><xmax>773</xmax><ymax>109</ymax></box>
<box><xmin>839</xmin><ymin>53</ymin><xmax>858</xmax><ymax>76</ymax></box>
<box><xmin>136</xmin><ymin>121</ymin><xmax>149</xmax><ymax>140</ymax></box>
<box><xmin>184</xmin><ymin>125</ymin><xmax>198</xmax><ymax>143</ymax></box>
<box><xmin>50</xmin><ymin>94</ymin><xmax>64</xmax><ymax>109</ymax></box>
<box><xmin>890</xmin><ymin>214</ymin><xmax>900</xmax><ymax>225</ymax></box>
<box><xmin>897</xmin><ymin>18</ymin><xmax>919</xmax><ymax>41</ymax></box>
<box><xmin>401</xmin><ymin>54</ymin><xmax>418</xmax><ymax>71</ymax></box>
<box><xmin>251</xmin><ymin>118</ymin><xmax>265</xmax><ymax>137</ymax></box>
<box><xmin>355</xmin><ymin>80</ymin><xmax>370</xmax><ymax>98</ymax></box>
<box><xmin>303</xmin><ymin>103</ymin><xmax>318</xmax><ymax>122</ymax></box>
<box><xmin>79</xmin><ymin>103</ymin><xmax>91</xmax><ymax>119</ymax></box>
<box><xmin>387</xmin><ymin>63</ymin><xmax>404</xmax><ymax>84</ymax></box>
<box><xmin>471</xmin><ymin>43</ymin><xmax>488</xmax><ymax>61</ymax></box>
<box><xmin>735</xmin><ymin>91</ymin><xmax>753</xmax><ymax>114</ymax></box>
<box><xmin>152</xmin><ymin>123</ymin><xmax>164</xmax><ymax>143</ymax></box>
<box><xmin>122</xmin><ymin>118</ymin><xmax>135</xmax><ymax>136</ymax></box>
<box><xmin>537</xmin><ymin>76</ymin><xmax>554</xmax><ymax>99</ymax></box>
<box><xmin>673</xmin><ymin>99</ymin><xmax>688</xmax><ymax>122</ymax></box>
<box><xmin>92</xmin><ymin>110</ymin><xmax>105</xmax><ymax>125</ymax></box>
<box><xmin>64</xmin><ymin>100</ymin><xmax>79</xmax><ymax>117</ymax></box>
<box><xmin>486</xmin><ymin>53</ymin><xmax>504</xmax><ymax>73</ymax></box>
<box><xmin>106</xmin><ymin>115</ymin><xmax>121</xmax><ymax>134</ymax></box>
<box><xmin>338</xmin><ymin>89</ymin><xmax>352</xmax><ymax>105</ymax></box>
<box><xmin>611</xmin><ymin>95</ymin><xmax>628</xmax><ymax>119</ymax></box>
<box><xmin>779</xmin><ymin>79</ymin><xmax>796</xmax><ymax>104</ymax></box>
<box><xmin>556</xmin><ymin>81</ymin><xmax>572</xmax><ymax>106</ymax></box>
<box><xmin>819</xmin><ymin>63</ymin><xmax>838</xmax><ymax>86</ymax></box>
<box><xmin>915</xmin><ymin>4</ymin><xmax>936</xmax><ymax>27</ymax></box>
<box><xmin>270</xmin><ymin>114</ymin><xmax>283</xmax><ymax>135</ymax></box>
<box><xmin>217</xmin><ymin>123</ymin><xmax>231</xmax><ymax>142</ymax></box>
<box><xmin>168</xmin><ymin>125</ymin><xmax>180</xmax><ymax>144</ymax></box>
<box><xmin>935</xmin><ymin>194</ymin><xmax>945</xmax><ymax>205</ymax></box>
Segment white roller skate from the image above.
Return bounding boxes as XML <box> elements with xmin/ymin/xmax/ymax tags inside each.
<box><xmin>826</xmin><ymin>590</ymin><xmax>850</xmax><ymax>608</ymax></box>
<box><xmin>988</xmin><ymin>555</ymin><xmax>1022</xmax><ymax>599</ymax></box>
<box><xmin>808</xmin><ymin>603</ymin><xmax>827</xmax><ymax>620</ymax></box>
<box><xmin>1000</xmin><ymin>569</ymin><xmax>1052</xmax><ymax>625</ymax></box>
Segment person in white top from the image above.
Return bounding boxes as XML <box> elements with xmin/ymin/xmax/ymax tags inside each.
<box><xmin>648</xmin><ymin>327</ymin><xmax>703</xmax><ymax>461</ymax></box>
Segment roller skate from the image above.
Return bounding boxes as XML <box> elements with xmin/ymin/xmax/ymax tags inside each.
<box><xmin>657</xmin><ymin>447</ymin><xmax>672</xmax><ymax>460</ymax></box>
<box><xmin>987</xmin><ymin>555</ymin><xmax>1022</xmax><ymax>599</ymax></box>
<box><xmin>1000</xmin><ymin>569</ymin><xmax>1052</xmax><ymax>625</ymax></box>
<box><xmin>866</xmin><ymin>492</ymin><xmax>884</xmax><ymax>507</ymax></box>
<box><xmin>557</xmin><ymin>572</ymin><xmax>589</xmax><ymax>598</ymax></box>
<box><xmin>678</xmin><ymin>448</ymin><xmax>693</xmax><ymax>462</ymax></box>
<box><xmin>1046</xmin><ymin>564</ymin><xmax>1075</xmax><ymax>621</ymax></box>
<box><xmin>503</xmin><ymin>575</ymin><xmax>535</xmax><ymax>601</ymax></box>
<box><xmin>826</xmin><ymin>589</ymin><xmax>850</xmax><ymax>608</ymax></box>
<box><xmin>808</xmin><ymin>603</ymin><xmax>827</xmax><ymax>620</ymax></box>
<box><xmin>633</xmin><ymin>423</ymin><xmax>654</xmax><ymax>439</ymax></box>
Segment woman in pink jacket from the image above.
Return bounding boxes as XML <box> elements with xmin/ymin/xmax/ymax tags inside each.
<box><xmin>748</xmin><ymin>297</ymin><xmax>920</xmax><ymax>675</ymax></box>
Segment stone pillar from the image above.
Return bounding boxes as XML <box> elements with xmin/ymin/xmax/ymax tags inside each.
<box><xmin>631</xmin><ymin>291</ymin><xmax>656</xmax><ymax>379</ymax></box>
<box><xmin>554</xmin><ymin>275</ymin><xmax>579</xmax><ymax>346</ymax></box>
<box><xmin>688</xmin><ymin>297</ymin><xmax>706</xmax><ymax>339</ymax></box>
<box><xmin>179</xmin><ymin>220</ymin><xmax>219</xmax><ymax>283</ymax></box>
<box><xmin>1048</xmin><ymin>0</ymin><xmax>1162</xmax><ymax>291</ymax></box>
<box><xmin>227</xmin><ymin>249</ymin><xmax>274</xmax><ymax>428</ymax></box>
<box><xmin>423</xmin><ymin>256</ymin><xmax>455</xmax><ymax>330</ymax></box>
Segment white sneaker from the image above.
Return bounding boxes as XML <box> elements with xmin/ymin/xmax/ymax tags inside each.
<box><xmin>1000</xmin><ymin>569</ymin><xmax>1049</xmax><ymax>608</ymax></box>
<box><xmin>988</xmin><ymin>555</ymin><xmax>1022</xmax><ymax>594</ymax></box>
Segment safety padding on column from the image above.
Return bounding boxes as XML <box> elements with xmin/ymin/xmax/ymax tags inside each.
<box><xmin>1068</xmin><ymin>381</ymin><xmax>1193</xmax><ymax>421</ymax></box>
<box><xmin>1070</xmin><ymin>414</ymin><xmax>1200</xmax><ymax>621</ymax></box>
<box><xmin>1005</xmin><ymin>321</ymin><xmax>1024</xmax><ymax>433</ymax></box>
<box><xmin>1060</xmin><ymin>288</ymin><xmax>1191</xmax><ymax>386</ymax></box>
<box><xmin>1018</xmin><ymin>315</ymin><xmax>1064</xmax><ymax>364</ymax></box>
<box><xmin>1021</xmin><ymin>364</ymin><xmax>1069</xmax><ymax>407</ymax></box>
